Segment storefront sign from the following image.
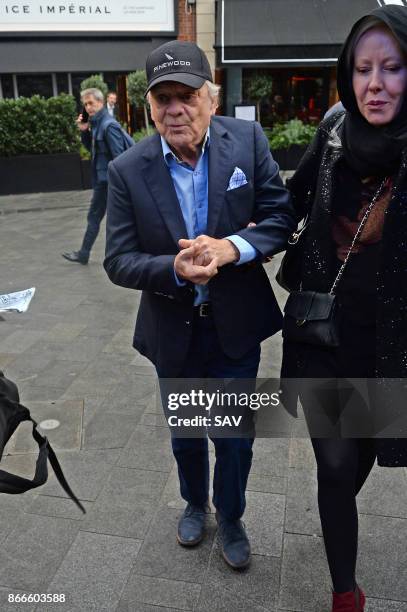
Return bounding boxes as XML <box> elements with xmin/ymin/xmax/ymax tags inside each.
<box><xmin>0</xmin><ymin>1</ymin><xmax>175</xmax><ymax>32</ymax></box>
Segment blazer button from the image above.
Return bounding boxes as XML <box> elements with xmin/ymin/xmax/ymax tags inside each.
<box><xmin>185</xmin><ymin>320</ymin><xmax>191</xmax><ymax>325</ymax></box>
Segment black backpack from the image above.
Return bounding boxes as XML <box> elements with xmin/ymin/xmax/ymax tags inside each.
<box><xmin>0</xmin><ymin>370</ymin><xmax>85</xmax><ymax>513</ymax></box>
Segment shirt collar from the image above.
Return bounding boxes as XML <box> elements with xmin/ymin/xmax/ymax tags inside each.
<box><xmin>161</xmin><ymin>128</ymin><xmax>210</xmax><ymax>166</ymax></box>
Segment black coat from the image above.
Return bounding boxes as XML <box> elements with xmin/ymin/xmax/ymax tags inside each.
<box><xmin>283</xmin><ymin>111</ymin><xmax>407</xmax><ymax>467</ymax></box>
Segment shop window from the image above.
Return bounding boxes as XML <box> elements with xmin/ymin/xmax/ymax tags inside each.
<box><xmin>1</xmin><ymin>75</ymin><xmax>14</xmax><ymax>99</ymax></box>
<box><xmin>243</xmin><ymin>68</ymin><xmax>329</xmax><ymax>126</ymax></box>
<box><xmin>56</xmin><ymin>73</ymin><xmax>70</xmax><ymax>95</ymax></box>
<box><xmin>17</xmin><ymin>74</ymin><xmax>53</xmax><ymax>98</ymax></box>
<box><xmin>103</xmin><ymin>72</ymin><xmax>119</xmax><ymax>95</ymax></box>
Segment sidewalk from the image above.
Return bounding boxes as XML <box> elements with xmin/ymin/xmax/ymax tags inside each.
<box><xmin>0</xmin><ymin>190</ymin><xmax>406</xmax><ymax>612</ymax></box>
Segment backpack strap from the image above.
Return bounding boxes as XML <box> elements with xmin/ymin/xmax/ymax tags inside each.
<box><xmin>0</xmin><ymin>371</ymin><xmax>85</xmax><ymax>513</ymax></box>
<box><xmin>0</xmin><ymin>415</ymin><xmax>85</xmax><ymax>513</ymax></box>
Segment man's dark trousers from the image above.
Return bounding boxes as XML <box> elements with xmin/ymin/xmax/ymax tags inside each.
<box><xmin>158</xmin><ymin>309</ymin><xmax>260</xmax><ymax>521</ymax></box>
<box><xmin>79</xmin><ymin>182</ymin><xmax>108</xmax><ymax>260</ymax></box>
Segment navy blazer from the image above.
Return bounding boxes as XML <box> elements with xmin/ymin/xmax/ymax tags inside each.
<box><xmin>104</xmin><ymin>115</ymin><xmax>296</xmax><ymax>376</ymax></box>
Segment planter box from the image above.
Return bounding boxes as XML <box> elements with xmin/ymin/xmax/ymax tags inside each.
<box><xmin>0</xmin><ymin>153</ymin><xmax>84</xmax><ymax>195</ymax></box>
<box><xmin>271</xmin><ymin>145</ymin><xmax>307</xmax><ymax>171</ymax></box>
<box><xmin>80</xmin><ymin>159</ymin><xmax>92</xmax><ymax>190</ymax></box>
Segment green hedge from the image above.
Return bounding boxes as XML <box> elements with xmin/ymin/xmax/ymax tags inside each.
<box><xmin>0</xmin><ymin>94</ymin><xmax>80</xmax><ymax>157</ymax></box>
<box><xmin>264</xmin><ymin>119</ymin><xmax>317</xmax><ymax>150</ymax></box>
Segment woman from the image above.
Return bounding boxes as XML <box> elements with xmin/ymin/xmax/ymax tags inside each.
<box><xmin>282</xmin><ymin>5</ymin><xmax>407</xmax><ymax>611</ymax></box>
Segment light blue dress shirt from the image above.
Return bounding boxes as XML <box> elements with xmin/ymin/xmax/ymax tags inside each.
<box><xmin>161</xmin><ymin>130</ymin><xmax>257</xmax><ymax>305</ymax></box>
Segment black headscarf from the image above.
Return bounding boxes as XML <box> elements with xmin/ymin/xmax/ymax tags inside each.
<box><xmin>337</xmin><ymin>5</ymin><xmax>407</xmax><ymax>178</ymax></box>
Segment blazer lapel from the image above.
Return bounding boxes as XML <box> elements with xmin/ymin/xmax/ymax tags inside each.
<box><xmin>142</xmin><ymin>134</ymin><xmax>188</xmax><ymax>247</ymax></box>
<box><xmin>207</xmin><ymin>120</ymin><xmax>235</xmax><ymax>236</ymax></box>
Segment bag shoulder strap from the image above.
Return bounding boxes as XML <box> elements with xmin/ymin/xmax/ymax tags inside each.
<box><xmin>0</xmin><ymin>400</ymin><xmax>85</xmax><ymax>513</ymax></box>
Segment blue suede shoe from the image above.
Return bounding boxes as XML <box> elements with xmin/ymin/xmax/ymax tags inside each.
<box><xmin>177</xmin><ymin>504</ymin><xmax>207</xmax><ymax>546</ymax></box>
<box><xmin>216</xmin><ymin>513</ymin><xmax>251</xmax><ymax>569</ymax></box>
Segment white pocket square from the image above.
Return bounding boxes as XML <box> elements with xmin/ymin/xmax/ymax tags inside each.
<box><xmin>227</xmin><ymin>166</ymin><xmax>248</xmax><ymax>191</ymax></box>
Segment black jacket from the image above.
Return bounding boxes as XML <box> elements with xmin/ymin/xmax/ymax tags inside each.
<box><xmin>283</xmin><ymin>111</ymin><xmax>407</xmax><ymax>466</ymax></box>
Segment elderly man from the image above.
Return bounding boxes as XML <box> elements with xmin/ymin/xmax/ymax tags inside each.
<box><xmin>104</xmin><ymin>41</ymin><xmax>295</xmax><ymax>569</ymax></box>
<box><xmin>62</xmin><ymin>88</ymin><xmax>131</xmax><ymax>264</ymax></box>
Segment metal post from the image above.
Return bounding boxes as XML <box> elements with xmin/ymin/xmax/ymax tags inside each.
<box><xmin>67</xmin><ymin>73</ymin><xmax>73</xmax><ymax>95</ymax></box>
<box><xmin>12</xmin><ymin>74</ymin><xmax>18</xmax><ymax>98</ymax></box>
<box><xmin>52</xmin><ymin>73</ymin><xmax>58</xmax><ymax>96</ymax></box>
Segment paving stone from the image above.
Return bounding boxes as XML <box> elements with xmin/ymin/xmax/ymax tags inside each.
<box><xmin>358</xmin><ymin>466</ymin><xmax>407</xmax><ymax>519</ymax></box>
<box><xmin>358</xmin><ymin>514</ymin><xmax>407</xmax><ymax>601</ymax></box>
<box><xmin>160</xmin><ymin>463</ymin><xmax>185</xmax><ymax>509</ymax></box>
<box><xmin>63</xmin><ymin>364</ymin><xmax>155</xmax><ymax>403</ymax></box>
<box><xmin>0</xmin><ymin>330</ymin><xmax>45</xmax><ymax>354</ymax></box>
<box><xmin>38</xmin><ymin>531</ymin><xmax>142</xmax><ymax>612</ymax></box>
<box><xmin>102</xmin><ymin>328</ymin><xmax>137</xmax><ymax>355</ymax></box>
<box><xmin>26</xmin><ymin>495</ymin><xmax>92</xmax><ymax>520</ymax></box>
<box><xmin>26</xmin><ymin>360</ymin><xmax>84</xmax><ymax>392</ymax></box>
<box><xmin>6</xmin><ymin>399</ymin><xmax>83</xmax><ymax>453</ymax></box>
<box><xmin>82</xmin><ymin>467</ymin><xmax>168</xmax><ymax>538</ymax></box>
<box><xmin>288</xmin><ymin>437</ymin><xmax>316</xmax><ymax>470</ymax></box>
<box><xmin>247</xmin><ymin>473</ymin><xmax>287</xmax><ymax>495</ymax></box>
<box><xmin>56</xmin><ymin>335</ymin><xmax>108</xmax><ymax>363</ymax></box>
<box><xmin>196</xmin><ymin>582</ymin><xmax>273</xmax><ymax>612</ymax></box>
<box><xmin>0</xmin><ymin>353</ymin><xmax>16</xmax><ymax>368</ymax></box>
<box><xmin>279</xmin><ymin>533</ymin><xmax>331</xmax><ymax>612</ymax></box>
<box><xmin>132</xmin><ymin>505</ymin><xmax>216</xmax><ymax>583</ymax></box>
<box><xmin>117</xmin><ymin>425</ymin><xmax>174</xmax><ymax>472</ymax></box>
<box><xmin>44</xmin><ymin>323</ymin><xmax>87</xmax><ymax>343</ymax></box>
<box><xmin>118</xmin><ymin>574</ymin><xmax>200</xmax><ymax>611</ymax></box>
<box><xmin>82</xmin><ymin>409</ymin><xmax>144</xmax><ymax>450</ymax></box>
<box><xmin>37</xmin><ymin>449</ymin><xmax>121</xmax><ymax>501</ymax></box>
<box><xmin>0</xmin><ymin>506</ymin><xmax>25</xmax><ymax>546</ymax></box>
<box><xmin>18</xmin><ymin>385</ymin><xmax>66</xmax><ymax>402</ymax></box>
<box><xmin>245</xmin><ymin>491</ymin><xmax>286</xmax><ymax>557</ymax></box>
<box><xmin>0</xmin><ymin>514</ymin><xmax>80</xmax><ymax>591</ymax></box>
<box><xmin>3</xmin><ymin>343</ymin><xmax>63</xmax><ymax>383</ymax></box>
<box><xmin>250</xmin><ymin>438</ymin><xmax>290</xmax><ymax>478</ymax></box>
<box><xmin>206</xmin><ymin>547</ymin><xmax>280</xmax><ymax>610</ymax></box>
<box><xmin>285</xmin><ymin>468</ymin><xmax>321</xmax><ymax>536</ymax></box>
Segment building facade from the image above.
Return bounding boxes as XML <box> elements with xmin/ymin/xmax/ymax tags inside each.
<box><xmin>0</xmin><ymin>0</ymin><xmax>196</xmax><ymax>112</ymax></box>
<box><xmin>1</xmin><ymin>0</ymin><xmax>404</xmax><ymax>125</ymax></box>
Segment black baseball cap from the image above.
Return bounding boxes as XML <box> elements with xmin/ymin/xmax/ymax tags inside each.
<box><xmin>145</xmin><ymin>40</ymin><xmax>213</xmax><ymax>95</ymax></box>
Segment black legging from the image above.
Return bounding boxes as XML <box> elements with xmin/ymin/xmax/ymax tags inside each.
<box><xmin>311</xmin><ymin>437</ymin><xmax>376</xmax><ymax>592</ymax></box>
<box><xmin>296</xmin><ymin>308</ymin><xmax>378</xmax><ymax>593</ymax></box>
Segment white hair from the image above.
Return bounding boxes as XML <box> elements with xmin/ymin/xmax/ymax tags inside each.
<box><xmin>146</xmin><ymin>80</ymin><xmax>221</xmax><ymax>105</ymax></box>
<box><xmin>81</xmin><ymin>88</ymin><xmax>104</xmax><ymax>103</ymax></box>
<box><xmin>205</xmin><ymin>80</ymin><xmax>221</xmax><ymax>102</ymax></box>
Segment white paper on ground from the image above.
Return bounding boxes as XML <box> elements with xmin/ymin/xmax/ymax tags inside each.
<box><xmin>0</xmin><ymin>287</ymin><xmax>36</xmax><ymax>313</ymax></box>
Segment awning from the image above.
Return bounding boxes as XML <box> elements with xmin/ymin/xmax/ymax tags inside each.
<box><xmin>0</xmin><ymin>37</ymin><xmax>171</xmax><ymax>74</ymax></box>
<box><xmin>217</xmin><ymin>0</ymin><xmax>402</xmax><ymax>66</ymax></box>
